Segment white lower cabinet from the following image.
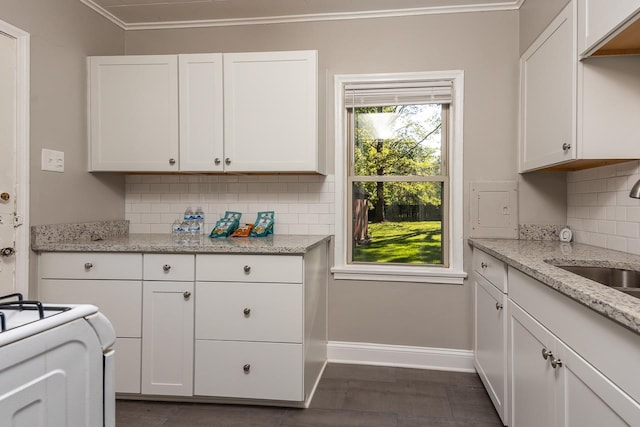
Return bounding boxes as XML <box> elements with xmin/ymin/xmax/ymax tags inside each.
<box><xmin>508</xmin><ymin>267</ymin><xmax>640</xmax><ymax>426</ymax></box>
<box><xmin>37</xmin><ymin>242</ymin><xmax>329</xmax><ymax>406</ymax></box>
<box><xmin>37</xmin><ymin>253</ymin><xmax>143</xmax><ymax>394</ymax></box>
<box><xmin>141</xmin><ymin>254</ymin><xmax>195</xmax><ymax>396</ymax></box>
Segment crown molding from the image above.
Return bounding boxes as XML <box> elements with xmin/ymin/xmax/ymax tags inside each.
<box><xmin>80</xmin><ymin>0</ymin><xmax>523</xmax><ymax>31</ymax></box>
<box><xmin>80</xmin><ymin>0</ymin><xmax>127</xmax><ymax>30</ymax></box>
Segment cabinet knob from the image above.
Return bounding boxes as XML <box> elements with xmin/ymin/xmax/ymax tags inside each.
<box><xmin>541</xmin><ymin>348</ymin><xmax>553</xmax><ymax>360</ymax></box>
<box><xmin>183</xmin><ymin>291</ymin><xmax>191</xmax><ymax>299</ymax></box>
<box><xmin>214</xmin><ymin>158</ymin><xmax>221</xmax><ymax>165</ymax></box>
<box><xmin>0</xmin><ymin>192</ymin><xmax>9</xmax><ymax>201</ymax></box>
<box><xmin>481</xmin><ymin>262</ymin><xmax>488</xmax><ymax>268</ymax></box>
<box><xmin>243</xmin><ymin>364</ymin><xmax>251</xmax><ymax>374</ymax></box>
<box><xmin>243</xmin><ymin>307</ymin><xmax>251</xmax><ymax>317</ymax></box>
<box><xmin>1</xmin><ymin>247</ymin><xmax>15</xmax><ymax>257</ymax></box>
<box><xmin>243</xmin><ymin>265</ymin><xmax>251</xmax><ymax>273</ymax></box>
<box><xmin>84</xmin><ymin>262</ymin><xmax>93</xmax><ymax>270</ymax></box>
<box><xmin>495</xmin><ymin>302</ymin><xmax>503</xmax><ymax>311</ymax></box>
<box><xmin>163</xmin><ymin>264</ymin><xmax>171</xmax><ymax>272</ymax></box>
<box><xmin>562</xmin><ymin>143</ymin><xmax>571</xmax><ymax>151</ymax></box>
<box><xmin>225</xmin><ymin>158</ymin><xmax>231</xmax><ymax>165</ymax></box>
<box><xmin>550</xmin><ymin>357</ymin><xmax>563</xmax><ymax>369</ymax></box>
<box><xmin>169</xmin><ymin>158</ymin><xmax>176</xmax><ymax>165</ymax></box>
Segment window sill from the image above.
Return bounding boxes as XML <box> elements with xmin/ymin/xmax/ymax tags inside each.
<box><xmin>331</xmin><ymin>265</ymin><xmax>467</xmax><ymax>284</ymax></box>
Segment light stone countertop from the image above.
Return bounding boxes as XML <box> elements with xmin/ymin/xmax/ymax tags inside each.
<box><xmin>32</xmin><ymin>233</ymin><xmax>332</xmax><ymax>255</ymax></box>
<box><xmin>469</xmin><ymin>238</ymin><xmax>640</xmax><ymax>335</ymax></box>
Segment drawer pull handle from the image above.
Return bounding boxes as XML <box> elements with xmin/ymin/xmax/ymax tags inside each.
<box><xmin>480</xmin><ymin>262</ymin><xmax>488</xmax><ymax>268</ymax></box>
<box><xmin>84</xmin><ymin>262</ymin><xmax>93</xmax><ymax>270</ymax></box>
<box><xmin>541</xmin><ymin>348</ymin><xmax>553</xmax><ymax>360</ymax></box>
<box><xmin>163</xmin><ymin>264</ymin><xmax>171</xmax><ymax>272</ymax></box>
<box><xmin>243</xmin><ymin>308</ymin><xmax>251</xmax><ymax>317</ymax></box>
<box><xmin>243</xmin><ymin>265</ymin><xmax>251</xmax><ymax>273</ymax></box>
<box><xmin>550</xmin><ymin>357</ymin><xmax>563</xmax><ymax>369</ymax></box>
<box><xmin>243</xmin><ymin>364</ymin><xmax>251</xmax><ymax>374</ymax></box>
<box><xmin>562</xmin><ymin>142</ymin><xmax>571</xmax><ymax>151</ymax></box>
<box><xmin>495</xmin><ymin>302</ymin><xmax>503</xmax><ymax>310</ymax></box>
<box><xmin>183</xmin><ymin>291</ymin><xmax>191</xmax><ymax>299</ymax></box>
<box><xmin>169</xmin><ymin>158</ymin><xmax>176</xmax><ymax>165</ymax></box>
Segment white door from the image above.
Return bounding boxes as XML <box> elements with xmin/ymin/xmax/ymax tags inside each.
<box><xmin>0</xmin><ymin>32</ymin><xmax>17</xmax><ymax>296</ymax></box>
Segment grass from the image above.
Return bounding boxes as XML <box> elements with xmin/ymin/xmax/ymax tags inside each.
<box><xmin>353</xmin><ymin>220</ymin><xmax>443</xmax><ymax>264</ymax></box>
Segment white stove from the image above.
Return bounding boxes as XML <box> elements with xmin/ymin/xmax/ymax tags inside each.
<box><xmin>0</xmin><ymin>293</ymin><xmax>116</xmax><ymax>427</ymax></box>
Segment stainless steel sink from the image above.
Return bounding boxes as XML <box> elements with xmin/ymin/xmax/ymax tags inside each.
<box><xmin>555</xmin><ymin>265</ymin><xmax>640</xmax><ymax>299</ymax></box>
<box><xmin>556</xmin><ymin>265</ymin><xmax>640</xmax><ymax>288</ymax></box>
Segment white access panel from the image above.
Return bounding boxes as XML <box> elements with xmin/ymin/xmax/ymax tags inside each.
<box><xmin>470</xmin><ymin>181</ymin><xmax>518</xmax><ymax>238</ymax></box>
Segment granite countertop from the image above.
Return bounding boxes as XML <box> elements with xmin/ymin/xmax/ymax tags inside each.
<box><xmin>32</xmin><ymin>233</ymin><xmax>332</xmax><ymax>255</ymax></box>
<box><xmin>469</xmin><ymin>238</ymin><xmax>640</xmax><ymax>334</ymax></box>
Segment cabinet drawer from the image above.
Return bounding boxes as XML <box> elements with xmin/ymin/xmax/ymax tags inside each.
<box><xmin>144</xmin><ymin>254</ymin><xmax>194</xmax><ymax>281</ymax></box>
<box><xmin>195</xmin><ymin>282</ymin><xmax>302</xmax><ymax>343</ymax></box>
<box><xmin>473</xmin><ymin>250</ymin><xmax>507</xmax><ymax>292</ymax></box>
<box><xmin>196</xmin><ymin>255</ymin><xmax>302</xmax><ymax>283</ymax></box>
<box><xmin>39</xmin><ymin>253</ymin><xmax>142</xmax><ymax>280</ymax></box>
<box><xmin>194</xmin><ymin>340</ymin><xmax>303</xmax><ymax>401</ymax></box>
<box><xmin>39</xmin><ymin>279</ymin><xmax>142</xmax><ymax>338</ymax></box>
<box><xmin>114</xmin><ymin>338</ymin><xmax>141</xmax><ymax>394</ymax></box>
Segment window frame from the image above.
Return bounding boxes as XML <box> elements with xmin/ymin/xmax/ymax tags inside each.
<box><xmin>332</xmin><ymin>71</ymin><xmax>467</xmax><ymax>284</ymax></box>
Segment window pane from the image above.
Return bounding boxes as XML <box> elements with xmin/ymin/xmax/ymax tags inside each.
<box><xmin>351</xmin><ymin>181</ymin><xmax>444</xmax><ymax>265</ymax></box>
<box><xmin>353</xmin><ymin>104</ymin><xmax>442</xmax><ymax>177</ymax></box>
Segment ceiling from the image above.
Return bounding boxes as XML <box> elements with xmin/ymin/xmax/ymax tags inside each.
<box><xmin>81</xmin><ymin>0</ymin><xmax>523</xmax><ymax>29</ymax></box>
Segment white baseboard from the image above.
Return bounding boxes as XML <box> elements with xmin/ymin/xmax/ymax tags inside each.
<box><xmin>327</xmin><ymin>341</ymin><xmax>475</xmax><ymax>373</ymax></box>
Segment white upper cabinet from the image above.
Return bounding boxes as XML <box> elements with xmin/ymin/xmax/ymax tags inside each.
<box><xmin>88</xmin><ymin>55</ymin><xmax>179</xmax><ymax>172</ymax></box>
<box><xmin>520</xmin><ymin>1</ymin><xmax>640</xmax><ymax>172</ymax></box>
<box><xmin>88</xmin><ymin>50</ymin><xmax>324</xmax><ymax>174</ymax></box>
<box><xmin>179</xmin><ymin>53</ymin><xmax>224</xmax><ymax>172</ymax></box>
<box><xmin>578</xmin><ymin>0</ymin><xmax>640</xmax><ymax>57</ymax></box>
<box><xmin>223</xmin><ymin>50</ymin><xmax>320</xmax><ymax>173</ymax></box>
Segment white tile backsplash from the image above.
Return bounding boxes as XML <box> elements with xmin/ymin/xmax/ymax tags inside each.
<box><xmin>125</xmin><ymin>174</ymin><xmax>335</xmax><ymax>236</ymax></box>
<box><xmin>567</xmin><ymin>160</ymin><xmax>640</xmax><ymax>254</ymax></box>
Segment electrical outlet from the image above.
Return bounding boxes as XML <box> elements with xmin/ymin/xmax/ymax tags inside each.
<box><xmin>41</xmin><ymin>149</ymin><xmax>64</xmax><ymax>172</ymax></box>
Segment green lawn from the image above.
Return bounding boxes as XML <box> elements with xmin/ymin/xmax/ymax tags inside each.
<box><xmin>353</xmin><ymin>221</ymin><xmax>443</xmax><ymax>264</ymax></box>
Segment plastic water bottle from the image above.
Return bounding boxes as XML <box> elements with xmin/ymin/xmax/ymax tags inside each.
<box><xmin>194</xmin><ymin>206</ymin><xmax>205</xmax><ymax>235</ymax></box>
<box><xmin>184</xmin><ymin>207</ymin><xmax>194</xmax><ymax>221</ymax></box>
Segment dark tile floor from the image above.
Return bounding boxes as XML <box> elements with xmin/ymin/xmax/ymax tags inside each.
<box><xmin>116</xmin><ymin>364</ymin><xmax>503</xmax><ymax>427</ymax></box>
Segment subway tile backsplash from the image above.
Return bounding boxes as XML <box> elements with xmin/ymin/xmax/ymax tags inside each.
<box><xmin>125</xmin><ymin>174</ymin><xmax>335</xmax><ymax>236</ymax></box>
<box><xmin>567</xmin><ymin>160</ymin><xmax>640</xmax><ymax>254</ymax></box>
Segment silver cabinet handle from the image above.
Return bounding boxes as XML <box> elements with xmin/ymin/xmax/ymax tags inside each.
<box><xmin>163</xmin><ymin>264</ymin><xmax>171</xmax><ymax>272</ymax></box>
<box><xmin>243</xmin><ymin>308</ymin><xmax>251</xmax><ymax>317</ymax></box>
<box><xmin>562</xmin><ymin>143</ymin><xmax>571</xmax><ymax>151</ymax></box>
<box><xmin>243</xmin><ymin>364</ymin><xmax>251</xmax><ymax>373</ymax></box>
<box><xmin>495</xmin><ymin>302</ymin><xmax>503</xmax><ymax>310</ymax></box>
<box><xmin>481</xmin><ymin>262</ymin><xmax>488</xmax><ymax>268</ymax></box>
<box><xmin>243</xmin><ymin>265</ymin><xmax>251</xmax><ymax>273</ymax></box>
<box><xmin>84</xmin><ymin>262</ymin><xmax>93</xmax><ymax>270</ymax></box>
<box><xmin>225</xmin><ymin>158</ymin><xmax>231</xmax><ymax>165</ymax></box>
<box><xmin>169</xmin><ymin>158</ymin><xmax>176</xmax><ymax>165</ymax></box>
<box><xmin>183</xmin><ymin>291</ymin><xmax>191</xmax><ymax>299</ymax></box>
<box><xmin>214</xmin><ymin>158</ymin><xmax>221</xmax><ymax>165</ymax></box>
<box><xmin>542</xmin><ymin>348</ymin><xmax>553</xmax><ymax>360</ymax></box>
<box><xmin>550</xmin><ymin>357</ymin><xmax>563</xmax><ymax>369</ymax></box>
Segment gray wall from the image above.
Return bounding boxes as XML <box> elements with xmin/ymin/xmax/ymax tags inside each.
<box><xmin>127</xmin><ymin>11</ymin><xmax>520</xmax><ymax>350</ymax></box>
<box><xmin>1</xmin><ymin>0</ymin><xmax>125</xmax><ymax>227</ymax></box>
<box><xmin>519</xmin><ymin>0</ymin><xmax>571</xmax><ymax>53</ymax></box>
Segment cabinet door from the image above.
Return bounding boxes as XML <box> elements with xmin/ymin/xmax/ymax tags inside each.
<box><xmin>520</xmin><ymin>3</ymin><xmax>576</xmax><ymax>172</ymax></box>
<box><xmin>88</xmin><ymin>55</ymin><xmax>179</xmax><ymax>172</ymax></box>
<box><xmin>474</xmin><ymin>276</ymin><xmax>507</xmax><ymax>424</ymax></box>
<box><xmin>223</xmin><ymin>50</ymin><xmax>319</xmax><ymax>173</ymax></box>
<box><xmin>509</xmin><ymin>301</ymin><xmax>558</xmax><ymax>427</ymax></box>
<box><xmin>179</xmin><ymin>54</ymin><xmax>224</xmax><ymax>172</ymax></box>
<box><xmin>141</xmin><ymin>281</ymin><xmax>194</xmax><ymax>396</ymax></box>
<box><xmin>556</xmin><ymin>339</ymin><xmax>640</xmax><ymax>427</ymax></box>
<box><xmin>578</xmin><ymin>0</ymin><xmax>640</xmax><ymax>56</ymax></box>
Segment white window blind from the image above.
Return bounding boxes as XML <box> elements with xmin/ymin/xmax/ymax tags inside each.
<box><xmin>344</xmin><ymin>81</ymin><xmax>452</xmax><ymax>107</ymax></box>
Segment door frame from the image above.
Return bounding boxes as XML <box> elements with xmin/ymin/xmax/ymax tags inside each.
<box><xmin>0</xmin><ymin>20</ymin><xmax>30</xmax><ymax>296</ymax></box>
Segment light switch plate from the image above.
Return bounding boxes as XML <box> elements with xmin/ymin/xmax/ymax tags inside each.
<box><xmin>41</xmin><ymin>149</ymin><xmax>64</xmax><ymax>172</ymax></box>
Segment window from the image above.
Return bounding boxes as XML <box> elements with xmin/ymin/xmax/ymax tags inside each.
<box><xmin>333</xmin><ymin>72</ymin><xmax>466</xmax><ymax>284</ymax></box>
